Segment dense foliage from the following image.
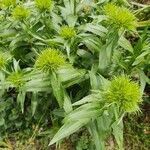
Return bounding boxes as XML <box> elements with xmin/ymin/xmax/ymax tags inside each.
<box><xmin>0</xmin><ymin>0</ymin><xmax>149</xmax><ymax>149</ymax></box>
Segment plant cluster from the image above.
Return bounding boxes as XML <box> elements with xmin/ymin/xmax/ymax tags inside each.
<box><xmin>0</xmin><ymin>0</ymin><xmax>149</xmax><ymax>149</ymax></box>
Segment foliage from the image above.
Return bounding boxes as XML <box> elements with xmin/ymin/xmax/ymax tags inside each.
<box><xmin>0</xmin><ymin>0</ymin><xmax>149</xmax><ymax>149</ymax></box>
<box><xmin>0</xmin><ymin>52</ymin><xmax>11</xmax><ymax>70</ymax></box>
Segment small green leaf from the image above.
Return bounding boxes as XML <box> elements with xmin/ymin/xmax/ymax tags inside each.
<box><xmin>72</xmin><ymin>94</ymin><xmax>100</xmax><ymax>106</ymax></box>
<box><xmin>0</xmin><ymin>116</ymin><xmax>5</xmax><ymax>126</ymax></box>
<box><xmin>31</xmin><ymin>92</ymin><xmax>38</xmax><ymax>116</ymax></box>
<box><xmin>112</xmin><ymin>120</ymin><xmax>124</xmax><ymax>150</ymax></box>
<box><xmin>50</xmin><ymin>72</ymin><xmax>64</xmax><ymax>108</ymax></box>
<box><xmin>17</xmin><ymin>90</ymin><xmax>26</xmax><ymax>113</ymax></box>
<box><xmin>63</xmin><ymin>91</ymin><xmax>73</xmax><ymax>114</ymax></box>
<box><xmin>88</xmin><ymin>121</ymin><xmax>105</xmax><ymax>150</ymax></box>
<box><xmin>80</xmin><ymin>23</ymin><xmax>107</xmax><ymax>36</ymax></box>
<box><xmin>119</xmin><ymin>36</ymin><xmax>133</xmax><ymax>53</ymax></box>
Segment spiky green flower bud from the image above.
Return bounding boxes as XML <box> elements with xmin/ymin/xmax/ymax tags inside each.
<box><xmin>35</xmin><ymin>0</ymin><xmax>52</xmax><ymax>11</ymax></box>
<box><xmin>12</xmin><ymin>5</ymin><xmax>29</xmax><ymax>20</ymax></box>
<box><xmin>0</xmin><ymin>0</ymin><xmax>16</xmax><ymax>8</ymax></box>
<box><xmin>7</xmin><ymin>72</ymin><xmax>25</xmax><ymax>87</ymax></box>
<box><xmin>60</xmin><ymin>26</ymin><xmax>76</xmax><ymax>39</ymax></box>
<box><xmin>35</xmin><ymin>48</ymin><xmax>66</xmax><ymax>72</ymax></box>
<box><xmin>0</xmin><ymin>52</ymin><xmax>10</xmax><ymax>70</ymax></box>
<box><xmin>104</xmin><ymin>3</ymin><xmax>137</xmax><ymax>30</ymax></box>
<box><xmin>104</xmin><ymin>76</ymin><xmax>142</xmax><ymax>113</ymax></box>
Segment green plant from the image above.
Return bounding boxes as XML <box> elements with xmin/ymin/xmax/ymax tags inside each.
<box><xmin>49</xmin><ymin>76</ymin><xmax>142</xmax><ymax>149</ymax></box>
<box><xmin>0</xmin><ymin>0</ymin><xmax>149</xmax><ymax>149</ymax></box>
<box><xmin>0</xmin><ymin>52</ymin><xmax>11</xmax><ymax>70</ymax></box>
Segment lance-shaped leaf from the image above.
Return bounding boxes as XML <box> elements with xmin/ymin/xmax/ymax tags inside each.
<box><xmin>49</xmin><ymin>100</ymin><xmax>105</xmax><ymax>146</ymax></box>
<box><xmin>49</xmin><ymin>118</ymin><xmax>90</xmax><ymax>146</ymax></box>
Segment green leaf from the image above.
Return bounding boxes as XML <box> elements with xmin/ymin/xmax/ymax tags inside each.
<box><xmin>23</xmin><ymin>67</ymin><xmax>86</xmax><ymax>92</ymax></box>
<box><xmin>50</xmin><ymin>71</ymin><xmax>72</xmax><ymax>113</ymax></box>
<box><xmin>138</xmin><ymin>20</ymin><xmax>150</xmax><ymax>27</ymax></box>
<box><xmin>82</xmin><ymin>36</ymin><xmax>102</xmax><ymax>53</ymax></box>
<box><xmin>89</xmin><ymin>71</ymin><xmax>99</xmax><ymax>90</ymax></box>
<box><xmin>72</xmin><ymin>94</ymin><xmax>100</xmax><ymax>106</ymax></box>
<box><xmin>0</xmin><ymin>116</ymin><xmax>5</xmax><ymax>126</ymax></box>
<box><xmin>112</xmin><ymin>120</ymin><xmax>124</xmax><ymax>150</ymax></box>
<box><xmin>49</xmin><ymin>119</ymin><xmax>90</xmax><ymax>146</ymax></box>
<box><xmin>63</xmin><ymin>91</ymin><xmax>73</xmax><ymax>114</ymax></box>
<box><xmin>49</xmin><ymin>101</ymin><xmax>105</xmax><ymax>146</ymax></box>
<box><xmin>50</xmin><ymin>72</ymin><xmax>64</xmax><ymax>108</ymax></box>
<box><xmin>88</xmin><ymin>121</ymin><xmax>105</xmax><ymax>150</ymax></box>
<box><xmin>99</xmin><ymin>32</ymin><xmax>119</xmax><ymax>71</ymax></box>
<box><xmin>0</xmin><ymin>71</ymin><xmax>5</xmax><ymax>96</ymax></box>
<box><xmin>119</xmin><ymin>36</ymin><xmax>133</xmax><ymax>53</ymax></box>
<box><xmin>139</xmin><ymin>71</ymin><xmax>150</xmax><ymax>93</ymax></box>
<box><xmin>60</xmin><ymin>0</ymin><xmax>78</xmax><ymax>27</ymax></box>
<box><xmin>64</xmin><ymin>104</ymin><xmax>100</xmax><ymax>122</ymax></box>
<box><xmin>132</xmin><ymin>50</ymin><xmax>150</xmax><ymax>66</ymax></box>
<box><xmin>80</xmin><ymin>23</ymin><xmax>107</xmax><ymax>36</ymax></box>
<box><xmin>17</xmin><ymin>90</ymin><xmax>26</xmax><ymax>113</ymax></box>
<box><xmin>31</xmin><ymin>92</ymin><xmax>38</xmax><ymax>116</ymax></box>
<box><xmin>99</xmin><ymin>44</ymin><xmax>112</xmax><ymax>71</ymax></box>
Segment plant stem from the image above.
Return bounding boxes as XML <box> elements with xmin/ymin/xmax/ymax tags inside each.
<box><xmin>74</xmin><ymin>0</ymin><xmax>76</xmax><ymax>16</ymax></box>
